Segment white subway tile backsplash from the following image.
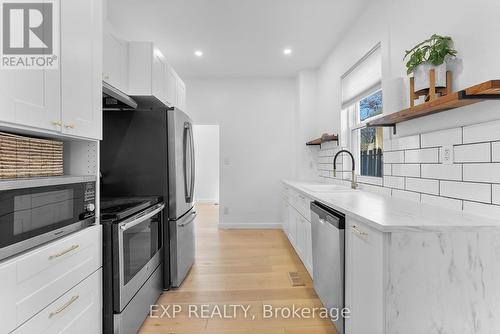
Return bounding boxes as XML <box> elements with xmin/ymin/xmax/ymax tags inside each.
<box><xmin>383</xmin><ymin>164</ymin><xmax>392</xmax><ymax>176</ymax></box>
<box><xmin>318</xmin><ymin>164</ymin><xmax>332</xmax><ymax>171</ymax></box>
<box><xmin>421</xmin><ymin>194</ymin><xmax>463</xmax><ymax>211</ymax></box>
<box><xmin>314</xmin><ymin>118</ymin><xmax>500</xmax><ymax>218</ymax></box>
<box><xmin>493</xmin><ymin>185</ymin><xmax>500</xmax><ymax>205</ymax></box>
<box><xmin>384</xmin><ymin>176</ymin><xmax>405</xmax><ymax>189</ymax></box>
<box><xmin>392</xmin><ymin>189</ymin><xmax>421</xmax><ymax>202</ymax></box>
<box><xmin>421</xmin><ymin>127</ymin><xmax>462</xmax><ymax>148</ymax></box>
<box><xmin>463</xmin><ymin>163</ymin><xmax>500</xmax><ymax>183</ymax></box>
<box><xmin>440</xmin><ymin>181</ymin><xmax>491</xmax><ymax>203</ymax></box>
<box><xmin>463</xmin><ymin>201</ymin><xmax>500</xmax><ymax>220</ymax></box>
<box><xmin>421</xmin><ymin>164</ymin><xmax>462</xmax><ymax>181</ymax></box>
<box><xmin>383</xmin><ymin>139</ymin><xmax>392</xmax><ymax>152</ymax></box>
<box><xmin>463</xmin><ymin>119</ymin><xmax>500</xmax><ymax>144</ymax></box>
<box><xmin>405</xmin><ymin>148</ymin><xmax>439</xmax><ymax>163</ymax></box>
<box><xmin>391</xmin><ymin>135</ymin><xmax>420</xmax><ymax>150</ymax></box>
<box><xmin>318</xmin><ymin>156</ymin><xmax>332</xmax><ymax>164</ymax></box>
<box><xmin>406</xmin><ymin>177</ymin><xmax>439</xmax><ymax>195</ymax></box>
<box><xmin>384</xmin><ymin>151</ymin><xmax>404</xmax><ymax>163</ymax></box>
<box><xmin>392</xmin><ymin>164</ymin><xmax>420</xmax><ymax>177</ymax></box>
<box><xmin>318</xmin><ymin>149</ymin><xmax>335</xmax><ymax>157</ymax></box>
<box><xmin>492</xmin><ymin>142</ymin><xmax>500</xmax><ymax>162</ymax></box>
<box><xmin>454</xmin><ymin>143</ymin><xmax>491</xmax><ymax>163</ymax></box>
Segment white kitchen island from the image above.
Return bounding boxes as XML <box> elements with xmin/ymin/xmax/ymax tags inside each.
<box><xmin>282</xmin><ymin>180</ymin><xmax>500</xmax><ymax>334</ymax></box>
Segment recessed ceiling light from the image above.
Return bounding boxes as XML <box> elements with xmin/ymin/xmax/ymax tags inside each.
<box><xmin>283</xmin><ymin>48</ymin><xmax>292</xmax><ymax>55</ymax></box>
<box><xmin>194</xmin><ymin>50</ymin><xmax>203</xmax><ymax>57</ymax></box>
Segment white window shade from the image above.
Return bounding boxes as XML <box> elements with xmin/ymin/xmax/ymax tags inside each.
<box><xmin>341</xmin><ymin>43</ymin><xmax>381</xmax><ymax>109</ymax></box>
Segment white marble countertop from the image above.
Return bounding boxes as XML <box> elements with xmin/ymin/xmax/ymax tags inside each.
<box><xmin>283</xmin><ymin>180</ymin><xmax>500</xmax><ymax>232</ymax></box>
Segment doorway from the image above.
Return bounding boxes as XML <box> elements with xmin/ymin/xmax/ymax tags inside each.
<box><xmin>193</xmin><ymin>124</ymin><xmax>220</xmax><ymax>204</ymax></box>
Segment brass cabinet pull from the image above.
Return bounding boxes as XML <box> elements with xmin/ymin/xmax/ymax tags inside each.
<box><xmin>52</xmin><ymin>121</ymin><xmax>62</xmax><ymax>126</ymax></box>
<box><xmin>64</xmin><ymin>123</ymin><xmax>75</xmax><ymax>129</ymax></box>
<box><xmin>49</xmin><ymin>244</ymin><xmax>79</xmax><ymax>260</ymax></box>
<box><xmin>352</xmin><ymin>225</ymin><xmax>368</xmax><ymax>237</ymax></box>
<box><xmin>49</xmin><ymin>295</ymin><xmax>79</xmax><ymax>318</ymax></box>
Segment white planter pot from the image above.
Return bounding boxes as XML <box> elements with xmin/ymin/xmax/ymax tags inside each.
<box><xmin>413</xmin><ymin>62</ymin><xmax>447</xmax><ymax>92</ymax></box>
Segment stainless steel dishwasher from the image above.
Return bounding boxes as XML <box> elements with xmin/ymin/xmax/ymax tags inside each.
<box><xmin>311</xmin><ymin>201</ymin><xmax>345</xmax><ymax>334</ymax></box>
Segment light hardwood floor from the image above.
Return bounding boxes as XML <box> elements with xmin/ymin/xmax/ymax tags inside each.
<box><xmin>138</xmin><ymin>204</ymin><xmax>337</xmax><ymax>334</ymax></box>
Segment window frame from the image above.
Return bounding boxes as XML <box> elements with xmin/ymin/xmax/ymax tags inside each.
<box><xmin>343</xmin><ymin>89</ymin><xmax>384</xmax><ymax>182</ymax></box>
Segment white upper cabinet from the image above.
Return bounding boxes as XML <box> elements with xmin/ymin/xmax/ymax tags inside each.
<box><xmin>165</xmin><ymin>64</ymin><xmax>178</xmax><ymax>106</ymax></box>
<box><xmin>152</xmin><ymin>52</ymin><xmax>168</xmax><ymax>103</ymax></box>
<box><xmin>103</xmin><ymin>31</ymin><xmax>129</xmax><ymax>93</ymax></box>
<box><xmin>176</xmin><ymin>75</ymin><xmax>187</xmax><ymax>111</ymax></box>
<box><xmin>0</xmin><ymin>48</ymin><xmax>60</xmax><ymax>133</ymax></box>
<box><xmin>61</xmin><ymin>0</ymin><xmax>103</xmax><ymax>140</ymax></box>
<box><xmin>127</xmin><ymin>41</ymin><xmax>186</xmax><ymax>109</ymax></box>
<box><xmin>0</xmin><ymin>69</ymin><xmax>60</xmax><ymax>133</ymax></box>
<box><xmin>0</xmin><ymin>0</ymin><xmax>103</xmax><ymax>140</ymax></box>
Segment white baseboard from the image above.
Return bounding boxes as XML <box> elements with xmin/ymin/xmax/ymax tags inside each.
<box><xmin>218</xmin><ymin>222</ymin><xmax>283</xmax><ymax>229</ymax></box>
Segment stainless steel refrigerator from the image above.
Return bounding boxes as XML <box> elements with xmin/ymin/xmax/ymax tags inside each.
<box><xmin>101</xmin><ymin>95</ymin><xmax>196</xmax><ymax>289</ymax></box>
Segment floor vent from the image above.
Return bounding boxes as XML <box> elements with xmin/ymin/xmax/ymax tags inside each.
<box><xmin>288</xmin><ymin>272</ymin><xmax>305</xmax><ymax>287</ymax></box>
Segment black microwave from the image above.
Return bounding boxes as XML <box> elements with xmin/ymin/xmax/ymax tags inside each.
<box><xmin>0</xmin><ymin>181</ymin><xmax>96</xmax><ymax>261</ymax></box>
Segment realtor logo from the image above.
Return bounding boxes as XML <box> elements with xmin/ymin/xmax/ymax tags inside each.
<box><xmin>1</xmin><ymin>0</ymin><xmax>59</xmax><ymax>69</ymax></box>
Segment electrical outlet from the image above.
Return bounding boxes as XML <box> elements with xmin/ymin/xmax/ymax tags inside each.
<box><xmin>223</xmin><ymin>207</ymin><xmax>229</xmax><ymax>215</ymax></box>
<box><xmin>441</xmin><ymin>145</ymin><xmax>454</xmax><ymax>165</ymax></box>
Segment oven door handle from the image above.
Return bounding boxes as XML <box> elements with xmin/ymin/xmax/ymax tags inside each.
<box><xmin>119</xmin><ymin>203</ymin><xmax>165</xmax><ymax>231</ymax></box>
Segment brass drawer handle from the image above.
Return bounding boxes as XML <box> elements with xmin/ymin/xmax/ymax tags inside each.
<box><xmin>49</xmin><ymin>295</ymin><xmax>79</xmax><ymax>318</ymax></box>
<box><xmin>352</xmin><ymin>225</ymin><xmax>368</xmax><ymax>237</ymax></box>
<box><xmin>49</xmin><ymin>244</ymin><xmax>79</xmax><ymax>260</ymax></box>
<box><xmin>64</xmin><ymin>123</ymin><xmax>75</xmax><ymax>129</ymax></box>
<box><xmin>52</xmin><ymin>121</ymin><xmax>62</xmax><ymax>126</ymax></box>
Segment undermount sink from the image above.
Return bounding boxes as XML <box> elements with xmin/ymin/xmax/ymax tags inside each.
<box><xmin>300</xmin><ymin>184</ymin><xmax>351</xmax><ymax>192</ymax></box>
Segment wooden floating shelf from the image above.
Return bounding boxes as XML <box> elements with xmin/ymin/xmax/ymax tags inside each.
<box><xmin>367</xmin><ymin>80</ymin><xmax>500</xmax><ymax>134</ymax></box>
<box><xmin>306</xmin><ymin>134</ymin><xmax>338</xmax><ymax>146</ymax></box>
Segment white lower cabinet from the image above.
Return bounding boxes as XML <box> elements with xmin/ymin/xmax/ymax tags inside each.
<box><xmin>287</xmin><ymin>205</ymin><xmax>297</xmax><ymax>247</ymax></box>
<box><xmin>0</xmin><ymin>226</ymin><xmax>102</xmax><ymax>334</ymax></box>
<box><xmin>345</xmin><ymin>217</ymin><xmax>384</xmax><ymax>334</ymax></box>
<box><xmin>13</xmin><ymin>269</ymin><xmax>102</xmax><ymax>334</ymax></box>
<box><xmin>282</xmin><ymin>185</ymin><xmax>313</xmax><ymax>277</ymax></box>
<box><xmin>281</xmin><ymin>197</ymin><xmax>289</xmax><ymax>235</ymax></box>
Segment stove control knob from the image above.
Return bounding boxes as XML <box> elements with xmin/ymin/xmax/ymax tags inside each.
<box><xmin>85</xmin><ymin>203</ymin><xmax>95</xmax><ymax>212</ymax></box>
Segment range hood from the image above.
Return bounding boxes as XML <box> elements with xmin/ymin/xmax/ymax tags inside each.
<box><xmin>102</xmin><ymin>81</ymin><xmax>138</xmax><ymax>110</ymax></box>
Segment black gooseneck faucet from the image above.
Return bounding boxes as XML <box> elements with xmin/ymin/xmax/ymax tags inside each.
<box><xmin>333</xmin><ymin>149</ymin><xmax>358</xmax><ymax>189</ymax></box>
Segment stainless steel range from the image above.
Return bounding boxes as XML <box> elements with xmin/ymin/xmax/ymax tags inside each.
<box><xmin>101</xmin><ymin>197</ymin><xmax>164</xmax><ymax>334</ymax></box>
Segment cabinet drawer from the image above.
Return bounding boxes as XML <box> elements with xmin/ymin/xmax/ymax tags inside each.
<box><xmin>2</xmin><ymin>225</ymin><xmax>102</xmax><ymax>331</ymax></box>
<box><xmin>13</xmin><ymin>268</ymin><xmax>102</xmax><ymax>334</ymax></box>
<box><xmin>296</xmin><ymin>193</ymin><xmax>312</xmax><ymax>222</ymax></box>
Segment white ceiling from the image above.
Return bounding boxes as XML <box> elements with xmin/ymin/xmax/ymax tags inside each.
<box><xmin>107</xmin><ymin>0</ymin><xmax>370</xmax><ymax>78</ymax></box>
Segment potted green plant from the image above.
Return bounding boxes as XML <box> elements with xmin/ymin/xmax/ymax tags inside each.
<box><xmin>404</xmin><ymin>34</ymin><xmax>457</xmax><ymax>92</ymax></box>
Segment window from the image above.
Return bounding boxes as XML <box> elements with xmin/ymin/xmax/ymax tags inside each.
<box><xmin>357</xmin><ymin>91</ymin><xmax>383</xmax><ymax>177</ymax></box>
<box><xmin>340</xmin><ymin>43</ymin><xmax>383</xmax><ymax>178</ymax></box>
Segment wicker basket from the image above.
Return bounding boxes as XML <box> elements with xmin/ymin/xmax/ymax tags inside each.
<box><xmin>0</xmin><ymin>132</ymin><xmax>63</xmax><ymax>179</ymax></box>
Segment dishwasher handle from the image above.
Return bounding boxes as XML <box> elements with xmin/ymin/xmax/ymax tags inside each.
<box><xmin>310</xmin><ymin>201</ymin><xmax>345</xmax><ymax>229</ymax></box>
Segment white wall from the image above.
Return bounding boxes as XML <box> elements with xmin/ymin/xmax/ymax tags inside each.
<box><xmin>306</xmin><ymin>0</ymin><xmax>500</xmax><ymax>220</ymax></box>
<box><xmin>193</xmin><ymin>124</ymin><xmax>220</xmax><ymax>203</ymax></box>
<box><xmin>186</xmin><ymin>78</ymin><xmax>296</xmax><ymax>228</ymax></box>
<box><xmin>295</xmin><ymin>70</ymin><xmax>320</xmax><ymax>180</ymax></box>
<box><xmin>313</xmin><ymin>0</ymin><xmax>500</xmax><ymax>140</ymax></box>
